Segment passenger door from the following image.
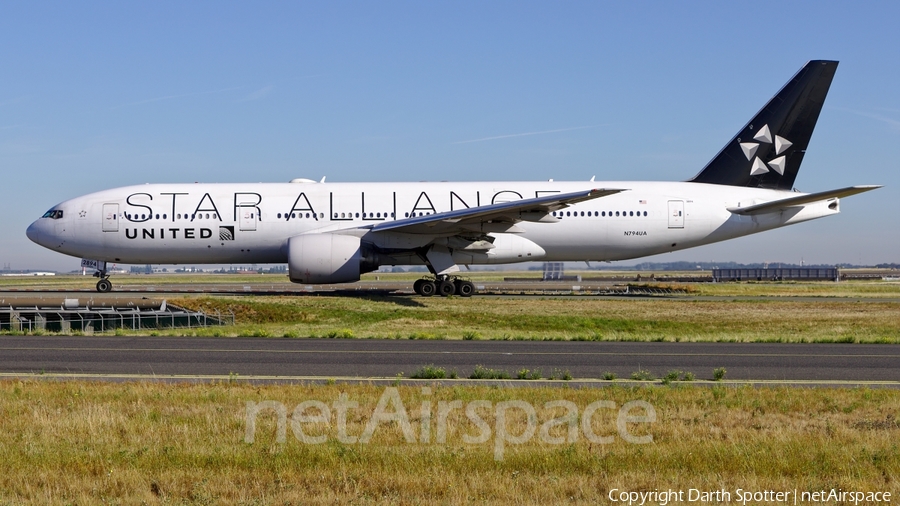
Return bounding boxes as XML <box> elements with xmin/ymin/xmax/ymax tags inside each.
<box><xmin>667</xmin><ymin>200</ymin><xmax>684</xmax><ymax>229</ymax></box>
<box><xmin>239</xmin><ymin>206</ymin><xmax>258</xmax><ymax>231</ymax></box>
<box><xmin>102</xmin><ymin>203</ymin><xmax>119</xmax><ymax>232</ymax></box>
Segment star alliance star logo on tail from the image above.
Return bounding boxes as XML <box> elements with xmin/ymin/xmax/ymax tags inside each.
<box><xmin>739</xmin><ymin>124</ymin><xmax>792</xmax><ymax>176</ymax></box>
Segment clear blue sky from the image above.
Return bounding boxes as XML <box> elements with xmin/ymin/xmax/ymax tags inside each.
<box><xmin>2</xmin><ymin>1</ymin><xmax>898</xmax><ymax>271</ymax></box>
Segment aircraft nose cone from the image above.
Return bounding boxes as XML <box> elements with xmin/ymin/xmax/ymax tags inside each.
<box><xmin>26</xmin><ymin>220</ymin><xmax>46</xmax><ymax>246</ymax></box>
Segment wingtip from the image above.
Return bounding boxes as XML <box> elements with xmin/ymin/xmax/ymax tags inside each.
<box><xmin>851</xmin><ymin>185</ymin><xmax>883</xmax><ymax>192</ymax></box>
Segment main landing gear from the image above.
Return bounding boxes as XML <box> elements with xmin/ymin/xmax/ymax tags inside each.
<box><xmin>413</xmin><ymin>276</ymin><xmax>475</xmax><ymax>297</ymax></box>
<box><xmin>93</xmin><ymin>269</ymin><xmax>113</xmax><ymax>293</ymax></box>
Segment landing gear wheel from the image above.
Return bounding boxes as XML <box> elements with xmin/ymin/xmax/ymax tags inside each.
<box><xmin>418</xmin><ymin>280</ymin><xmax>436</xmax><ymax>297</ymax></box>
<box><xmin>455</xmin><ymin>280</ymin><xmax>475</xmax><ymax>297</ymax></box>
<box><xmin>437</xmin><ymin>279</ymin><xmax>456</xmax><ymax>297</ymax></box>
<box><xmin>96</xmin><ymin>279</ymin><xmax>112</xmax><ymax>293</ymax></box>
<box><xmin>413</xmin><ymin>279</ymin><xmax>427</xmax><ymax>296</ymax></box>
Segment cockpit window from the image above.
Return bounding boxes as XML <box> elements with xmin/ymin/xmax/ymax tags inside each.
<box><xmin>42</xmin><ymin>209</ymin><xmax>64</xmax><ymax>219</ymax></box>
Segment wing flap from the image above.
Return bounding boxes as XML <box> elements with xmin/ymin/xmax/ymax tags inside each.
<box><xmin>728</xmin><ymin>185</ymin><xmax>882</xmax><ymax>216</ymax></box>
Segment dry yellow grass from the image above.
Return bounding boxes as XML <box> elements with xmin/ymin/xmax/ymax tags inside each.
<box><xmin>0</xmin><ymin>380</ymin><xmax>897</xmax><ymax>504</ymax></box>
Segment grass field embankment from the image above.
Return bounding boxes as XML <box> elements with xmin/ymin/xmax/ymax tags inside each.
<box><xmin>165</xmin><ymin>294</ymin><xmax>900</xmax><ymax>343</ymax></box>
<box><xmin>3</xmin><ymin>273</ymin><xmax>899</xmax><ymax>342</ymax></box>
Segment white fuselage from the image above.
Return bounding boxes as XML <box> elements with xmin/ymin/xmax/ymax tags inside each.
<box><xmin>27</xmin><ymin>180</ymin><xmax>838</xmax><ymax>267</ymax></box>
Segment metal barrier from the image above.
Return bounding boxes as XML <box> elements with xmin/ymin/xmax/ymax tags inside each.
<box><xmin>0</xmin><ymin>300</ymin><xmax>233</xmax><ymax>333</ymax></box>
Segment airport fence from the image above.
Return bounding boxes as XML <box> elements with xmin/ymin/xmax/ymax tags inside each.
<box><xmin>0</xmin><ymin>302</ymin><xmax>233</xmax><ymax>333</ymax></box>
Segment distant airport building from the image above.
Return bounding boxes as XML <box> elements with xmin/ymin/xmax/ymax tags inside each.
<box><xmin>543</xmin><ymin>262</ymin><xmax>565</xmax><ymax>280</ymax></box>
<box><xmin>542</xmin><ymin>262</ymin><xmax>581</xmax><ymax>281</ymax></box>
<box><xmin>712</xmin><ymin>267</ymin><xmax>839</xmax><ymax>282</ymax></box>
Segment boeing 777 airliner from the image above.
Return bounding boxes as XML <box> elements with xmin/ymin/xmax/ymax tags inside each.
<box><xmin>27</xmin><ymin>61</ymin><xmax>880</xmax><ymax>296</ymax></box>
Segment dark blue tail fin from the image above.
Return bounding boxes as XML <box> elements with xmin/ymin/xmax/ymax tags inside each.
<box><xmin>689</xmin><ymin>60</ymin><xmax>838</xmax><ymax>190</ymax></box>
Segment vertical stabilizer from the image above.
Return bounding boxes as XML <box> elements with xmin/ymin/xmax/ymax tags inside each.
<box><xmin>689</xmin><ymin>60</ymin><xmax>838</xmax><ymax>190</ymax></box>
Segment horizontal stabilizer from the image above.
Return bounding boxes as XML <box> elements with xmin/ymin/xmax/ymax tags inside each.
<box><xmin>727</xmin><ymin>185</ymin><xmax>882</xmax><ymax>216</ymax></box>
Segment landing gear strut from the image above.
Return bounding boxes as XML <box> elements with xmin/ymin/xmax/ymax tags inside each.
<box><xmin>413</xmin><ymin>276</ymin><xmax>475</xmax><ymax>297</ymax></box>
<box><xmin>93</xmin><ymin>269</ymin><xmax>113</xmax><ymax>293</ymax></box>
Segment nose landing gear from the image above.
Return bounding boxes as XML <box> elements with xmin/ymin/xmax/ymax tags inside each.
<box><xmin>413</xmin><ymin>276</ymin><xmax>475</xmax><ymax>297</ymax></box>
<box><xmin>96</xmin><ymin>278</ymin><xmax>112</xmax><ymax>293</ymax></box>
<box><xmin>93</xmin><ymin>269</ymin><xmax>113</xmax><ymax>293</ymax></box>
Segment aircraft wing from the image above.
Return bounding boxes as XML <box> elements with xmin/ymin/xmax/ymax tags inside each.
<box><xmin>727</xmin><ymin>185</ymin><xmax>882</xmax><ymax>216</ymax></box>
<box><xmin>365</xmin><ymin>188</ymin><xmax>627</xmax><ymax>235</ymax></box>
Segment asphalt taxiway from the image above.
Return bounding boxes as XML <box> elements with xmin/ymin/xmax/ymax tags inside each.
<box><xmin>1</xmin><ymin>336</ymin><xmax>897</xmax><ymax>384</ymax></box>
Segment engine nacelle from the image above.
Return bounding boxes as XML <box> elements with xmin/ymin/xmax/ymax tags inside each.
<box><xmin>288</xmin><ymin>234</ymin><xmax>369</xmax><ymax>284</ymax></box>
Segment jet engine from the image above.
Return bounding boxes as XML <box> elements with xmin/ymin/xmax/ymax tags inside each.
<box><xmin>287</xmin><ymin>234</ymin><xmax>378</xmax><ymax>284</ymax></box>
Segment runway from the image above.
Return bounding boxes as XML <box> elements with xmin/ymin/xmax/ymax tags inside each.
<box><xmin>1</xmin><ymin>336</ymin><xmax>897</xmax><ymax>384</ymax></box>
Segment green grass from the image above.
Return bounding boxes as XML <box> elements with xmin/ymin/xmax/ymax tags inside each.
<box><xmin>0</xmin><ymin>380</ymin><xmax>897</xmax><ymax>504</ymax></box>
<box><xmin>410</xmin><ymin>364</ymin><xmax>448</xmax><ymax>379</ymax></box>
<box><xmin>469</xmin><ymin>365</ymin><xmax>512</xmax><ymax>380</ymax></box>
<box><xmin>158</xmin><ymin>291</ymin><xmax>900</xmax><ymax>343</ymax></box>
<box><xmin>547</xmin><ymin>369</ymin><xmax>573</xmax><ymax>381</ymax></box>
<box><xmin>516</xmin><ymin>368</ymin><xmax>543</xmax><ymax>380</ymax></box>
<box><xmin>3</xmin><ymin>273</ymin><xmax>900</xmax><ymax>342</ymax></box>
<box><xmin>6</xmin><ymin>289</ymin><xmax>897</xmax><ymax>342</ymax></box>
<box><xmin>714</xmin><ymin>367</ymin><xmax>728</xmax><ymax>381</ymax></box>
<box><xmin>631</xmin><ymin>369</ymin><xmax>655</xmax><ymax>381</ymax></box>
